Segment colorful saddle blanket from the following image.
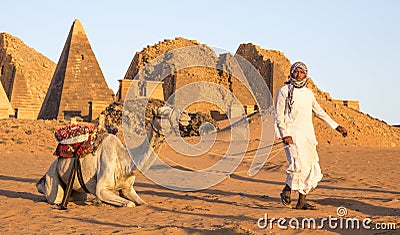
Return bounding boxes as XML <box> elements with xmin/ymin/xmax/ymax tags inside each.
<box><xmin>53</xmin><ymin>124</ymin><xmax>116</xmax><ymax>158</ymax></box>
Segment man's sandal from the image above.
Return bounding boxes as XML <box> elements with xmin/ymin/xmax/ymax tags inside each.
<box><xmin>295</xmin><ymin>203</ymin><xmax>318</xmax><ymax>210</ymax></box>
<box><xmin>280</xmin><ymin>192</ymin><xmax>292</xmax><ymax>209</ymax></box>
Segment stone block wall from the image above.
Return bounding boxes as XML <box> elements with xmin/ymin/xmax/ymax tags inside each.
<box><xmin>118</xmin><ymin>79</ymin><xmax>136</xmax><ymax>101</ymax></box>
<box><xmin>88</xmin><ymin>101</ymin><xmax>112</xmax><ymax>122</ymax></box>
<box><xmin>15</xmin><ymin>107</ymin><xmax>39</xmax><ymax>119</ymax></box>
<box><xmin>118</xmin><ymin>79</ymin><xmax>163</xmax><ymax>102</ymax></box>
<box><xmin>172</xmin><ymin>67</ymin><xmax>229</xmax><ymax>114</ymax></box>
<box><xmin>0</xmin><ymin>108</ymin><xmax>9</xmax><ymax>119</ymax></box>
<box><xmin>332</xmin><ymin>99</ymin><xmax>360</xmax><ymax>111</ymax></box>
<box><xmin>145</xmin><ymin>81</ymin><xmax>164</xmax><ymax>101</ymax></box>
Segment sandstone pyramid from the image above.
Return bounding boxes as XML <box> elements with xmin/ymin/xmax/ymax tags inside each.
<box><xmin>38</xmin><ymin>19</ymin><xmax>114</xmax><ymax>121</ymax></box>
<box><xmin>0</xmin><ymin>81</ymin><xmax>13</xmax><ymax>118</ymax></box>
<box><xmin>0</xmin><ymin>33</ymin><xmax>56</xmax><ymax>119</ymax></box>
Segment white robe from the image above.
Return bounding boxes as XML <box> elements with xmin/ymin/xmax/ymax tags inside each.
<box><xmin>275</xmin><ymin>84</ymin><xmax>338</xmax><ymax>195</ymax></box>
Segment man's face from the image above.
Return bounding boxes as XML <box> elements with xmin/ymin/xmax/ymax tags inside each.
<box><xmin>292</xmin><ymin>67</ymin><xmax>306</xmax><ymax>81</ymax></box>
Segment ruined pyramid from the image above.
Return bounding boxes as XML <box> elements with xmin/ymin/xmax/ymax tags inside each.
<box><xmin>38</xmin><ymin>19</ymin><xmax>114</xmax><ymax>121</ymax></box>
<box><xmin>0</xmin><ymin>33</ymin><xmax>56</xmax><ymax>119</ymax></box>
<box><xmin>120</xmin><ymin>38</ymin><xmax>261</xmax><ymax>115</ymax></box>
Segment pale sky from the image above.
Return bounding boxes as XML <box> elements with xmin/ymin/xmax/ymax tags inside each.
<box><xmin>1</xmin><ymin>0</ymin><xmax>399</xmax><ymax>124</ymax></box>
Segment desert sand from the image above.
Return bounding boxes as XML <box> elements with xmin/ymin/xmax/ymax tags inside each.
<box><xmin>0</xmin><ymin>118</ymin><xmax>399</xmax><ymax>235</ymax></box>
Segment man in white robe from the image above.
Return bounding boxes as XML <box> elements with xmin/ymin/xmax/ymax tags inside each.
<box><xmin>275</xmin><ymin>62</ymin><xmax>347</xmax><ymax>210</ymax></box>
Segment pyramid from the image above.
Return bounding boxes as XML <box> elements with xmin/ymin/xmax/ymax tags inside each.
<box><xmin>0</xmin><ymin>33</ymin><xmax>56</xmax><ymax>119</ymax></box>
<box><xmin>38</xmin><ymin>19</ymin><xmax>114</xmax><ymax>120</ymax></box>
<box><xmin>119</xmin><ymin>38</ymin><xmax>259</xmax><ymax>115</ymax></box>
<box><xmin>0</xmin><ymin>81</ymin><xmax>13</xmax><ymax>118</ymax></box>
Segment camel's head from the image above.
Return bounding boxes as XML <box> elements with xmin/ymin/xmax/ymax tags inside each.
<box><xmin>36</xmin><ymin>175</ymin><xmax>46</xmax><ymax>195</ymax></box>
<box><xmin>151</xmin><ymin>106</ymin><xmax>191</xmax><ymax>136</ymax></box>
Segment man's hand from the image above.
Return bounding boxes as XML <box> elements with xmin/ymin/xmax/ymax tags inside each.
<box><xmin>336</xmin><ymin>125</ymin><xmax>347</xmax><ymax>137</ymax></box>
<box><xmin>282</xmin><ymin>136</ymin><xmax>294</xmax><ymax>145</ymax></box>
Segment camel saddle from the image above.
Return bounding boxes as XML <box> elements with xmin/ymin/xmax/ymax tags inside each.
<box><xmin>54</xmin><ymin>124</ymin><xmax>117</xmax><ymax>159</ymax></box>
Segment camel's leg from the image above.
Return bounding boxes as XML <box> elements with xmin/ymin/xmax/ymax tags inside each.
<box><xmin>43</xmin><ymin>159</ymin><xmax>65</xmax><ymax>204</ymax></box>
<box><xmin>96</xmin><ymin>174</ymin><xmax>135</xmax><ymax>207</ymax></box>
<box><xmin>120</xmin><ymin>187</ymin><xmax>146</xmax><ymax>205</ymax></box>
<box><xmin>95</xmin><ymin>137</ymin><xmax>136</xmax><ymax>207</ymax></box>
<box><xmin>97</xmin><ymin>187</ymin><xmax>135</xmax><ymax>207</ymax></box>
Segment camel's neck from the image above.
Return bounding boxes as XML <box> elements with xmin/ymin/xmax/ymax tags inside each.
<box><xmin>148</xmin><ymin>125</ymin><xmax>162</xmax><ymax>149</ymax></box>
<box><xmin>130</xmin><ymin>120</ymin><xmax>164</xmax><ymax>173</ymax></box>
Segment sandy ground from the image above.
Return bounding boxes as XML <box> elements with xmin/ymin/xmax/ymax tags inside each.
<box><xmin>0</xmin><ymin>120</ymin><xmax>399</xmax><ymax>234</ymax></box>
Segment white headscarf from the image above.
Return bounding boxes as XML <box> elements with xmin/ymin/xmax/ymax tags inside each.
<box><xmin>287</xmin><ymin>62</ymin><xmax>308</xmax><ymax>114</ymax></box>
<box><xmin>289</xmin><ymin>61</ymin><xmax>308</xmax><ymax>88</ymax></box>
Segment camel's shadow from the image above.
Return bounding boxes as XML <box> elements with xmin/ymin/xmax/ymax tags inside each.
<box><xmin>0</xmin><ymin>189</ymin><xmax>44</xmax><ymax>202</ymax></box>
<box><xmin>0</xmin><ymin>174</ymin><xmax>44</xmax><ymax>202</ymax></box>
<box><xmin>0</xmin><ymin>174</ymin><xmax>38</xmax><ymax>183</ymax></box>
